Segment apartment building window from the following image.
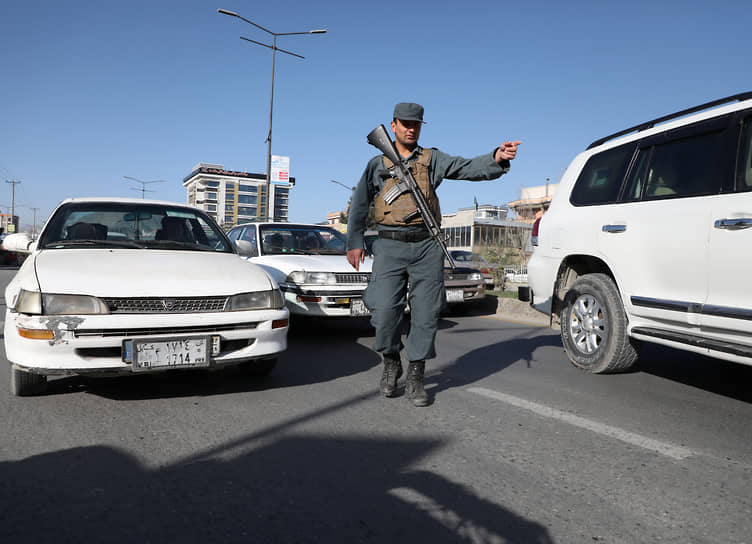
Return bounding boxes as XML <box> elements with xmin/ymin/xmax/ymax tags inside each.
<box><xmin>238</xmin><ymin>206</ymin><xmax>257</xmax><ymax>216</ymax></box>
<box><xmin>239</xmin><ymin>194</ymin><xmax>257</xmax><ymax>204</ymax></box>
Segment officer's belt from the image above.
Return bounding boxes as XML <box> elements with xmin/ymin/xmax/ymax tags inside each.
<box><xmin>378</xmin><ymin>229</ymin><xmax>431</xmax><ymax>242</ymax></box>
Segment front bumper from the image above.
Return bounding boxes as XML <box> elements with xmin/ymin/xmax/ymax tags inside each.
<box><xmin>4</xmin><ymin>307</ymin><xmax>289</xmax><ymax>376</ymax></box>
<box><xmin>280</xmin><ymin>284</ymin><xmax>370</xmax><ymax>317</ymax></box>
<box><xmin>444</xmin><ymin>281</ymin><xmax>485</xmax><ymax>304</ymax></box>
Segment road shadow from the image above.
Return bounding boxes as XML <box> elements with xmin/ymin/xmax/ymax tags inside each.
<box><xmin>0</xmin><ymin>433</ymin><xmax>554</xmax><ymax>543</ymax></box>
<box><xmin>426</xmin><ymin>330</ymin><xmax>563</xmax><ymax>404</ymax></box>
<box><xmin>442</xmin><ymin>295</ymin><xmax>499</xmax><ymax>317</ymax></box>
<box><xmin>634</xmin><ymin>343</ymin><xmax>752</xmax><ymax>403</ymax></box>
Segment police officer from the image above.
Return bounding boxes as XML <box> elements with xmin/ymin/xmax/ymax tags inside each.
<box><xmin>346</xmin><ymin>102</ymin><xmax>520</xmax><ymax>407</ymax></box>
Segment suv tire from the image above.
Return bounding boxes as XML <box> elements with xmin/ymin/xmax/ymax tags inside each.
<box><xmin>560</xmin><ymin>273</ymin><xmax>639</xmax><ymax>374</ymax></box>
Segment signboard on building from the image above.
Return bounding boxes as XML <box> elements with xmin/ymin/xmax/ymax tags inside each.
<box><xmin>271</xmin><ymin>155</ymin><xmax>290</xmax><ymax>183</ymax></box>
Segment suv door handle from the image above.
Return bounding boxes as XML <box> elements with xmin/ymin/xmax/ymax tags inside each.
<box><xmin>714</xmin><ymin>218</ymin><xmax>752</xmax><ymax>230</ymax></box>
<box><xmin>602</xmin><ymin>224</ymin><xmax>627</xmax><ymax>233</ymax></box>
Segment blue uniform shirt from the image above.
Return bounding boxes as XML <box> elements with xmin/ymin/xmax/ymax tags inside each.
<box><xmin>346</xmin><ymin>145</ymin><xmax>509</xmax><ymax>250</ymax></box>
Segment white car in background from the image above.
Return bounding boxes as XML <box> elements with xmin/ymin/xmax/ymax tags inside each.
<box><xmin>228</xmin><ymin>222</ymin><xmax>373</xmax><ymax>318</ymax></box>
<box><xmin>2</xmin><ymin>198</ymin><xmax>289</xmax><ymax>396</ymax></box>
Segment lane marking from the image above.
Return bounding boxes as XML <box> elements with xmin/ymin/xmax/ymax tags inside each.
<box><xmin>388</xmin><ymin>487</ymin><xmax>505</xmax><ymax>543</ymax></box>
<box><xmin>468</xmin><ymin>387</ymin><xmax>694</xmax><ymax>460</ymax></box>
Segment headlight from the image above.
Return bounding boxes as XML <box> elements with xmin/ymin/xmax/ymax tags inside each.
<box><xmin>286</xmin><ymin>271</ymin><xmax>337</xmax><ymax>285</ymax></box>
<box><xmin>14</xmin><ymin>290</ymin><xmax>42</xmax><ymax>314</ymax></box>
<box><xmin>44</xmin><ymin>294</ymin><xmax>110</xmax><ymax>315</ymax></box>
<box><xmin>226</xmin><ymin>289</ymin><xmax>284</xmax><ymax>311</ymax></box>
<box><xmin>469</xmin><ymin>272</ymin><xmax>483</xmax><ymax>281</ymax></box>
<box><xmin>13</xmin><ymin>290</ymin><xmax>109</xmax><ymax>315</ymax></box>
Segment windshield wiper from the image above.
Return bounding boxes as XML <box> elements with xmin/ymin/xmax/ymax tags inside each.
<box><xmin>43</xmin><ymin>239</ymin><xmax>146</xmax><ymax>249</ymax></box>
<box><xmin>148</xmin><ymin>240</ymin><xmax>215</xmax><ymax>251</ymax></box>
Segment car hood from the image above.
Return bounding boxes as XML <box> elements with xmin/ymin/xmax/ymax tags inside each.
<box><xmin>32</xmin><ymin>249</ymin><xmax>275</xmax><ymax>297</ymax></box>
<box><xmin>249</xmin><ymin>254</ymin><xmax>372</xmax><ymax>282</ymax></box>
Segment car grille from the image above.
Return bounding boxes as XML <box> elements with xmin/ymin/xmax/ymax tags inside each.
<box><xmin>74</xmin><ymin>322</ymin><xmax>259</xmax><ymax>338</ymax></box>
<box><xmin>102</xmin><ymin>296</ymin><xmax>229</xmax><ymax>314</ymax></box>
<box><xmin>335</xmin><ymin>273</ymin><xmax>370</xmax><ymax>284</ymax></box>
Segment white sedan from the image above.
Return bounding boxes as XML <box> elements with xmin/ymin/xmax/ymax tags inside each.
<box><xmin>227</xmin><ymin>223</ymin><xmax>372</xmax><ymax>318</ymax></box>
<box><xmin>3</xmin><ymin>198</ymin><xmax>289</xmax><ymax>396</ymax></box>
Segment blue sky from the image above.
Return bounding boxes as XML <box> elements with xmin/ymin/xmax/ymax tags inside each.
<box><xmin>1</xmin><ymin>0</ymin><xmax>749</xmax><ymax>229</ymax></box>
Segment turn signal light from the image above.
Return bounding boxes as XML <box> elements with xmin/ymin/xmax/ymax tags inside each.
<box><xmin>272</xmin><ymin>319</ymin><xmax>289</xmax><ymax>329</ymax></box>
<box><xmin>18</xmin><ymin>328</ymin><xmax>55</xmax><ymax>340</ymax></box>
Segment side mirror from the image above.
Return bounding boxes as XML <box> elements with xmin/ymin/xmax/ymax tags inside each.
<box><xmin>2</xmin><ymin>233</ymin><xmax>34</xmax><ymax>253</ymax></box>
<box><xmin>234</xmin><ymin>239</ymin><xmax>257</xmax><ymax>257</ymax></box>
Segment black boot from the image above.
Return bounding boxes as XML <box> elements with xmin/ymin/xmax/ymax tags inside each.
<box><xmin>379</xmin><ymin>353</ymin><xmax>403</xmax><ymax>397</ymax></box>
<box><xmin>405</xmin><ymin>361</ymin><xmax>429</xmax><ymax>407</ymax></box>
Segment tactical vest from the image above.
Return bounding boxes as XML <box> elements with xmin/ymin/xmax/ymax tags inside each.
<box><xmin>374</xmin><ymin>149</ymin><xmax>441</xmax><ymax>227</ymax></box>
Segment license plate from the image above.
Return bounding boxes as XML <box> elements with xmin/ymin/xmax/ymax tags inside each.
<box><xmin>446</xmin><ymin>289</ymin><xmax>465</xmax><ymax>303</ymax></box>
<box><xmin>130</xmin><ymin>336</ymin><xmax>210</xmax><ymax>372</ymax></box>
<box><xmin>350</xmin><ymin>298</ymin><xmax>370</xmax><ymax>316</ymax></box>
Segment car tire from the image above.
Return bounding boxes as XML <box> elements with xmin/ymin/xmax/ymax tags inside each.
<box><xmin>11</xmin><ymin>367</ymin><xmax>48</xmax><ymax>396</ymax></box>
<box><xmin>560</xmin><ymin>273</ymin><xmax>639</xmax><ymax>374</ymax></box>
<box><xmin>241</xmin><ymin>357</ymin><xmax>277</xmax><ymax>377</ymax></box>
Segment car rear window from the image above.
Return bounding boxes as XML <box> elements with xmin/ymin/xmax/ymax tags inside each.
<box><xmin>570</xmin><ymin>144</ymin><xmax>634</xmax><ymax>206</ymax></box>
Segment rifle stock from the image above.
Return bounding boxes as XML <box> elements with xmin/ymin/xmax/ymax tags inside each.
<box><xmin>366</xmin><ymin>124</ymin><xmax>456</xmax><ymax>268</ymax></box>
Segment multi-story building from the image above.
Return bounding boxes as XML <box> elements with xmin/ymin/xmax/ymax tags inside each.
<box><xmin>441</xmin><ymin>204</ymin><xmax>533</xmax><ymax>252</ymax></box>
<box><xmin>182</xmin><ymin>163</ymin><xmax>294</xmax><ymax>229</ymax></box>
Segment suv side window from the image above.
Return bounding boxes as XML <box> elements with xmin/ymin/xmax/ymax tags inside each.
<box><xmin>623</xmin><ymin>117</ymin><xmax>731</xmax><ymax>201</ymax></box>
<box><xmin>570</xmin><ymin>144</ymin><xmax>634</xmax><ymax>206</ymax></box>
<box><xmin>737</xmin><ymin>117</ymin><xmax>752</xmax><ymax>191</ymax></box>
<box><xmin>642</xmin><ymin>130</ymin><xmax>724</xmax><ymax>199</ymax></box>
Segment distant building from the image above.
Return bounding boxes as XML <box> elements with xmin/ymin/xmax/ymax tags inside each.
<box><xmin>0</xmin><ymin>213</ymin><xmax>19</xmax><ymax>234</ymax></box>
<box><xmin>441</xmin><ymin>204</ymin><xmax>533</xmax><ymax>252</ymax></box>
<box><xmin>508</xmin><ymin>181</ymin><xmax>558</xmax><ymax>223</ymax></box>
<box><xmin>182</xmin><ymin>163</ymin><xmax>294</xmax><ymax>229</ymax></box>
<box><xmin>327</xmin><ymin>211</ymin><xmax>347</xmax><ymax>232</ymax></box>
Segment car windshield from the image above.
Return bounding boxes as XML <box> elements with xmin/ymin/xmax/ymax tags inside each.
<box><xmin>451</xmin><ymin>251</ymin><xmax>474</xmax><ymax>262</ymax></box>
<box><xmin>38</xmin><ymin>202</ymin><xmax>234</xmax><ymax>253</ymax></box>
<box><xmin>259</xmin><ymin>224</ymin><xmax>346</xmax><ymax>256</ymax></box>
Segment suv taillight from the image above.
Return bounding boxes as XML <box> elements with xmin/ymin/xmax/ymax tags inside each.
<box><xmin>531</xmin><ymin>217</ymin><xmax>541</xmax><ymax>246</ymax></box>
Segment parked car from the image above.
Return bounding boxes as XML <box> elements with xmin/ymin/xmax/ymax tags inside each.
<box><xmin>0</xmin><ymin>233</ymin><xmax>20</xmax><ymax>266</ymax></box>
<box><xmin>2</xmin><ymin>198</ymin><xmax>289</xmax><ymax>396</ymax></box>
<box><xmin>523</xmin><ymin>91</ymin><xmax>752</xmax><ymax>373</ymax></box>
<box><xmin>449</xmin><ymin>250</ymin><xmax>499</xmax><ymax>290</ymax></box>
<box><xmin>228</xmin><ymin>222</ymin><xmax>373</xmax><ymax>317</ymax></box>
<box><xmin>443</xmin><ymin>264</ymin><xmax>485</xmax><ymax>305</ymax></box>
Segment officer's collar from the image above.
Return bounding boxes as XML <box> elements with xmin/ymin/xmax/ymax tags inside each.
<box><xmin>403</xmin><ymin>145</ymin><xmax>423</xmax><ymax>161</ymax></box>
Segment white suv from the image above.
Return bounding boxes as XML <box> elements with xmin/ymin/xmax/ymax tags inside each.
<box><xmin>524</xmin><ymin>92</ymin><xmax>752</xmax><ymax>373</ymax></box>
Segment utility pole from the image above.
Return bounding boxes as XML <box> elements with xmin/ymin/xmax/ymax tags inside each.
<box><xmin>5</xmin><ymin>180</ymin><xmax>21</xmax><ymax>232</ymax></box>
<box><xmin>30</xmin><ymin>207</ymin><xmax>39</xmax><ymax>239</ymax></box>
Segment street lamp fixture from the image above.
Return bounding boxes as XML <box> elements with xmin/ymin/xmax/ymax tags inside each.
<box><xmin>124</xmin><ymin>176</ymin><xmax>168</xmax><ymax>199</ymax></box>
<box><xmin>217</xmin><ymin>8</ymin><xmax>327</xmax><ymax>221</ymax></box>
<box><xmin>331</xmin><ymin>179</ymin><xmax>355</xmax><ymax>191</ymax></box>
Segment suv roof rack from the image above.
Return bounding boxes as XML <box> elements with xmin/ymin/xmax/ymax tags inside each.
<box><xmin>587</xmin><ymin>91</ymin><xmax>752</xmax><ymax>150</ymax></box>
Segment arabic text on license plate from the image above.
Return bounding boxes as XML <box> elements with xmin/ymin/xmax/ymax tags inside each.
<box><xmin>350</xmin><ymin>298</ymin><xmax>370</xmax><ymax>316</ymax></box>
<box><xmin>446</xmin><ymin>289</ymin><xmax>465</xmax><ymax>303</ymax></box>
<box><xmin>132</xmin><ymin>337</ymin><xmax>209</xmax><ymax>372</ymax></box>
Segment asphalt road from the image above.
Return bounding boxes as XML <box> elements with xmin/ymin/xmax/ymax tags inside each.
<box><xmin>0</xmin><ymin>268</ymin><xmax>750</xmax><ymax>543</ymax></box>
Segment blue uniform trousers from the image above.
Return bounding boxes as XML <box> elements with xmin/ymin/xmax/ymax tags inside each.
<box><xmin>363</xmin><ymin>237</ymin><xmax>445</xmax><ymax>361</ymax></box>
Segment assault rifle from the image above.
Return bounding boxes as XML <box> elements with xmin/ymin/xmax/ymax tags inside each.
<box><xmin>366</xmin><ymin>124</ymin><xmax>455</xmax><ymax>268</ymax></box>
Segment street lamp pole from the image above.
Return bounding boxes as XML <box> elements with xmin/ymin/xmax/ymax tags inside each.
<box><xmin>217</xmin><ymin>8</ymin><xmax>326</xmax><ymax>222</ymax></box>
<box><xmin>123</xmin><ymin>176</ymin><xmax>168</xmax><ymax>199</ymax></box>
